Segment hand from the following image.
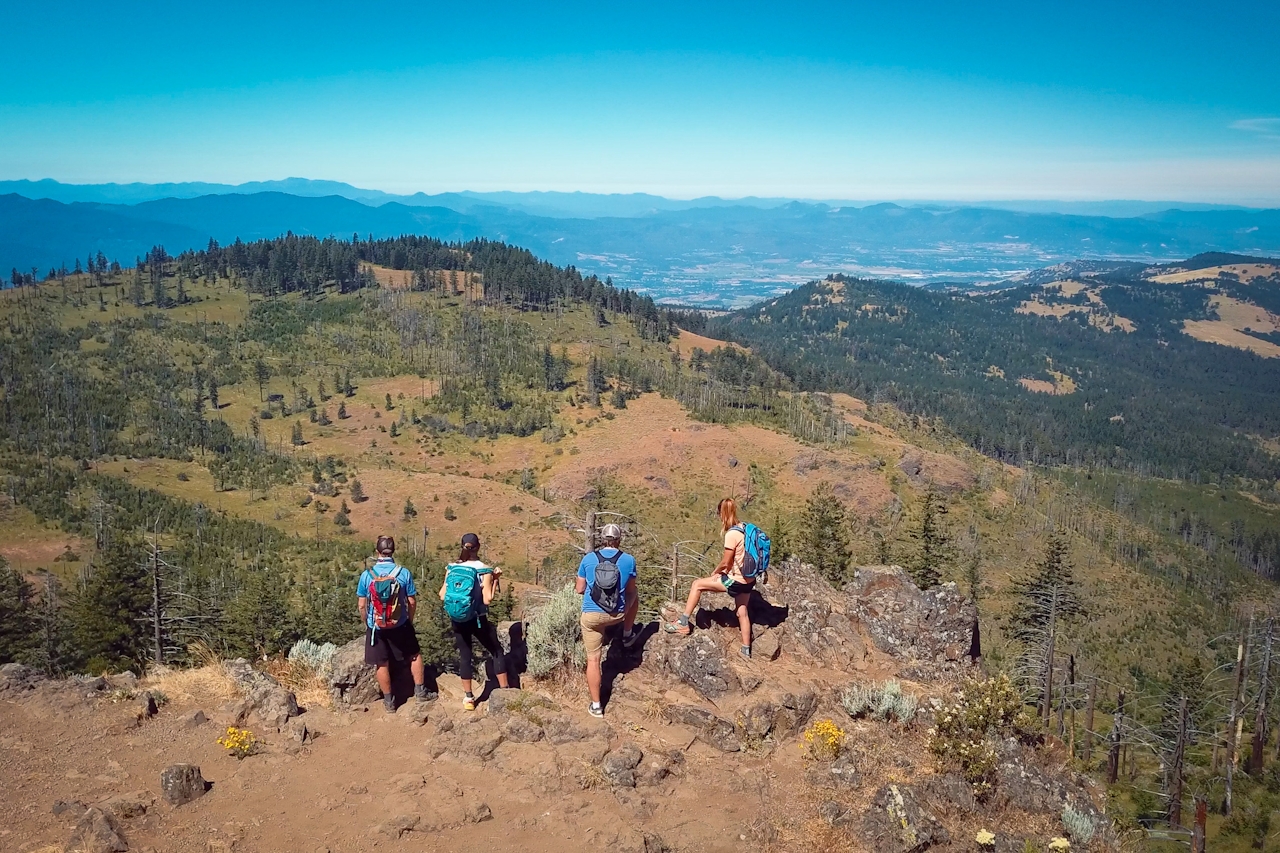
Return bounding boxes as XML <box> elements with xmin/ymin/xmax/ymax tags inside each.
<box><xmin>491</xmin><ymin>567</ymin><xmax>503</xmax><ymax>577</ymax></box>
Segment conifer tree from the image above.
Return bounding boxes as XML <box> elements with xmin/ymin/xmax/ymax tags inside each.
<box><xmin>254</xmin><ymin>359</ymin><xmax>271</xmax><ymax>401</ymax></box>
<box><xmin>611</xmin><ymin>386</ymin><xmax>628</xmax><ymax>409</ymax></box>
<box><xmin>207</xmin><ymin>377</ymin><xmax>219</xmax><ymax>411</ymax></box>
<box><xmin>799</xmin><ymin>481</ymin><xmax>853</xmax><ymax>584</ymax></box>
<box><xmin>130</xmin><ymin>268</ymin><xmax>145</xmax><ymax>307</ymax></box>
<box><xmin>0</xmin><ymin>558</ymin><xmax>36</xmax><ymax>664</ymax></box>
<box><xmin>291</xmin><ymin>421</ymin><xmax>304</xmax><ymax>446</ymax></box>
<box><xmin>908</xmin><ymin>489</ymin><xmax>951</xmax><ymax>589</ymax></box>
<box><xmin>223</xmin><ymin>569</ymin><xmax>296</xmax><ymax>658</ymax></box>
<box><xmin>337</xmin><ymin>401</ymin><xmax>349</xmax><ymax>420</ymax></box>
<box><xmin>1008</xmin><ymin>532</ymin><xmax>1084</xmax><ymax>641</ymax></box>
<box><xmin>350</xmin><ymin>479</ymin><xmax>366</xmax><ymax>502</ymax></box>
<box><xmin>31</xmin><ymin>571</ymin><xmax>73</xmax><ymax>675</ymax></box>
<box><xmin>403</xmin><ymin>498</ymin><xmax>417</xmax><ymax>519</ymax></box>
<box><xmin>71</xmin><ymin>539</ymin><xmax>151</xmax><ymax>673</ymax></box>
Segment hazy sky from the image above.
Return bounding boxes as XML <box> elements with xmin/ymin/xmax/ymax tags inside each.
<box><xmin>4</xmin><ymin>0</ymin><xmax>1279</xmax><ymax>202</ymax></box>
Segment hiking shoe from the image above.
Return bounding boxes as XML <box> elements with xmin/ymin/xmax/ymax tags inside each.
<box><xmin>739</xmin><ymin>645</ymin><xmax>752</xmax><ymax>660</ymax></box>
<box><xmin>588</xmin><ymin>702</ymin><xmax>604</xmax><ymax>718</ymax></box>
<box><xmin>664</xmin><ymin>622</ymin><xmax>691</xmax><ymax>636</ymax></box>
<box><xmin>622</xmin><ymin>629</ymin><xmax>639</xmax><ymax>649</ymax></box>
<box><xmin>383</xmin><ymin>694</ymin><xmax>396</xmax><ymax>714</ymax></box>
<box><xmin>462</xmin><ymin>694</ymin><xmax>476</xmax><ymax>711</ymax></box>
<box><xmin>414</xmin><ymin>684</ymin><xmax>437</xmax><ymax>703</ymax></box>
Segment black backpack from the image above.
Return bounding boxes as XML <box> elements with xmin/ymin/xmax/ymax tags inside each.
<box><xmin>589</xmin><ymin>550</ymin><xmax>624</xmax><ymax>614</ymax></box>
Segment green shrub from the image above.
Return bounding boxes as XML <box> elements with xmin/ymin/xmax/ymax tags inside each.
<box><xmin>1061</xmin><ymin>803</ymin><xmax>1097</xmax><ymax>845</ymax></box>
<box><xmin>928</xmin><ymin>672</ymin><xmax>1036</xmax><ymax>799</ymax></box>
<box><xmin>841</xmin><ymin>679</ymin><xmax>918</xmax><ymax>724</ymax></box>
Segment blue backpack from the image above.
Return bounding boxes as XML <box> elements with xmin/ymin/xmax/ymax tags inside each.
<box><xmin>735</xmin><ymin>523</ymin><xmax>772</xmax><ymax>582</ymax></box>
<box><xmin>443</xmin><ymin>563</ymin><xmax>488</xmax><ymax>623</ymax></box>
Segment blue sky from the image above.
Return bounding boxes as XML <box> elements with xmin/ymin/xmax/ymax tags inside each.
<box><xmin>3</xmin><ymin>1</ymin><xmax>1279</xmax><ymax>202</ymax></box>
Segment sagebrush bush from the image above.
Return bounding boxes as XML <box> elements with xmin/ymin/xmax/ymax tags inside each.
<box><xmin>1061</xmin><ymin>803</ymin><xmax>1096</xmax><ymax>845</ymax></box>
<box><xmin>288</xmin><ymin>639</ymin><xmax>337</xmax><ymax>671</ymax></box>
<box><xmin>841</xmin><ymin>679</ymin><xmax>918</xmax><ymax>724</ymax></box>
<box><xmin>526</xmin><ymin>585</ymin><xmax>585</xmax><ymax>678</ymax></box>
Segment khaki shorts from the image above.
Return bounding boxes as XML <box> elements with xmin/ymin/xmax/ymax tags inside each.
<box><xmin>581</xmin><ymin>611</ymin><xmax>625</xmax><ymax>658</ymax></box>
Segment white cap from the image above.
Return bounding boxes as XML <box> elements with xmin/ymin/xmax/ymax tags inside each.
<box><xmin>600</xmin><ymin>523</ymin><xmax>623</xmax><ymax>541</ymax></box>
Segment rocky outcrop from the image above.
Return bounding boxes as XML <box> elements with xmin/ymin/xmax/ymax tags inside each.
<box><xmin>665</xmin><ymin>705</ymin><xmax>740</xmax><ymax>752</ymax></box>
<box><xmin>649</xmin><ymin>633</ymin><xmax>739</xmax><ymax>700</ymax></box>
<box><xmin>223</xmin><ymin>659</ymin><xmax>300</xmax><ymax>727</ymax></box>
<box><xmin>734</xmin><ymin>691</ymin><xmax>818</xmax><ymax>744</ymax></box>
<box><xmin>863</xmin><ymin>784</ymin><xmax>949</xmax><ymax>853</ymax></box>
<box><xmin>0</xmin><ymin>663</ymin><xmax>46</xmax><ymax>692</ymax></box>
<box><xmin>602</xmin><ymin>744</ymin><xmax>644</xmax><ymax>788</ymax></box>
<box><xmin>768</xmin><ymin>559</ymin><xmax>976</xmax><ymax>678</ymax></box>
<box><xmin>67</xmin><ymin>806</ymin><xmax>128</xmax><ymax>853</ymax></box>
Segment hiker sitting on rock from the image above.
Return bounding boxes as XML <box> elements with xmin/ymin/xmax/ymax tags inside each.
<box><xmin>357</xmin><ymin>535</ymin><xmax>432</xmax><ymax>713</ymax></box>
<box><xmin>439</xmin><ymin>533</ymin><xmax>510</xmax><ymax>711</ymax></box>
<box><xmin>575</xmin><ymin>522</ymin><xmax>639</xmax><ymax>718</ymax></box>
<box><xmin>665</xmin><ymin>497</ymin><xmax>769</xmax><ymax>659</ymax></box>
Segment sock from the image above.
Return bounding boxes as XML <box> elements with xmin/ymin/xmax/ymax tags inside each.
<box><xmin>590</xmin><ymin>701</ymin><xmax>602</xmax><ymax>709</ymax></box>
<box><xmin>464</xmin><ymin>691</ymin><xmax>474</xmax><ymax>699</ymax></box>
<box><xmin>677</xmin><ymin>614</ymin><xmax>689</xmax><ymax>626</ymax></box>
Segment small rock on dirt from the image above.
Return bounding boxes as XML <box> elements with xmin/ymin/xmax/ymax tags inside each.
<box><xmin>284</xmin><ymin>717</ymin><xmax>312</xmax><ymax>743</ymax></box>
<box><xmin>54</xmin><ymin>799</ymin><xmax>89</xmax><ymax>819</ymax></box>
<box><xmin>374</xmin><ymin>814</ymin><xmax>420</xmax><ymax>838</ymax></box>
<box><xmin>486</xmin><ymin>687</ymin><xmax>527</xmax><ymax>714</ymax></box>
<box><xmin>602</xmin><ymin>744</ymin><xmax>644</xmax><ymax>788</ymax></box>
<box><xmin>665</xmin><ymin>705</ymin><xmax>740</xmax><ymax>752</ymax></box>
<box><xmin>465</xmin><ymin>802</ymin><xmax>493</xmax><ymax>823</ymax></box>
<box><xmin>404</xmin><ymin>703</ymin><xmax>431</xmax><ymax>727</ymax></box>
<box><xmin>159</xmin><ymin>764</ymin><xmax>207</xmax><ymax>806</ymax></box>
<box><xmin>136</xmin><ymin>691</ymin><xmax>159</xmax><ymax>719</ymax></box>
<box><xmin>500</xmin><ymin>714</ymin><xmax>544</xmax><ymax>743</ymax></box>
<box><xmin>183</xmin><ymin>710</ymin><xmax>208</xmax><ymax>728</ymax></box>
<box><xmin>820</xmin><ymin>800</ymin><xmax>853</xmax><ymax>826</ymax></box>
<box><xmin>99</xmin><ymin>791</ymin><xmax>154</xmax><ymax>820</ymax></box>
<box><xmin>390</xmin><ymin>772</ymin><xmax>425</xmax><ymax>793</ymax></box>
<box><xmin>67</xmin><ymin>806</ymin><xmax>128</xmax><ymax>853</ymax></box>
<box><xmin>752</xmin><ymin>629</ymin><xmax>781</xmax><ymax>661</ymax></box>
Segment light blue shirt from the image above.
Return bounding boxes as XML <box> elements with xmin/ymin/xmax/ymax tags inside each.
<box><xmin>357</xmin><ymin>559</ymin><xmax>416</xmax><ymax>629</ymax></box>
<box><xmin>577</xmin><ymin>548</ymin><xmax>637</xmax><ymax>614</ymax></box>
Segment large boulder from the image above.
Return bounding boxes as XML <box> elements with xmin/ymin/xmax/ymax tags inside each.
<box><xmin>0</xmin><ymin>662</ymin><xmax>45</xmax><ymax>693</ymax></box>
<box><xmin>734</xmin><ymin>690</ymin><xmax>818</xmax><ymax>744</ymax></box>
<box><xmin>650</xmin><ymin>633</ymin><xmax>739</xmax><ymax>700</ymax></box>
<box><xmin>765</xmin><ymin>562</ymin><xmax>866</xmax><ymax>664</ymax></box>
<box><xmin>846</xmin><ymin>566</ymin><xmax>976</xmax><ymax>672</ymax></box>
<box><xmin>862</xmin><ymin>784</ymin><xmax>949</xmax><ymax>853</ymax></box>
<box><xmin>222</xmin><ymin>659</ymin><xmax>299</xmax><ymax>726</ymax></box>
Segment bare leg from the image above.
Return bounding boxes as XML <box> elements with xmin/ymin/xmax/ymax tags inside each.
<box><xmin>683</xmin><ymin>576</ymin><xmax>724</xmax><ymax>618</ymax></box>
<box><xmin>410</xmin><ymin>654</ymin><xmax>425</xmax><ymax>687</ymax></box>
<box><xmin>586</xmin><ymin>654</ymin><xmax>604</xmax><ymax>704</ymax></box>
<box><xmin>375</xmin><ymin>664</ymin><xmax>391</xmax><ymax>696</ymax></box>
<box><xmin>624</xmin><ymin>590</ymin><xmax>640</xmax><ymax>634</ymax></box>
<box><xmin>735</xmin><ymin>593</ymin><xmax>752</xmax><ymax>647</ymax></box>
<box><xmin>497</xmin><ymin>671</ymin><xmax>510</xmax><ymax>688</ymax></box>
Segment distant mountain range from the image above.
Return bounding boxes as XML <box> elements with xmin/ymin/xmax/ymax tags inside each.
<box><xmin>3</xmin><ymin>179</ymin><xmax>1279</xmax><ymax>305</ymax></box>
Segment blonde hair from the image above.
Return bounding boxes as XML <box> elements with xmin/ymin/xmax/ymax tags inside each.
<box><xmin>717</xmin><ymin>497</ymin><xmax>739</xmax><ymax>532</ymax></box>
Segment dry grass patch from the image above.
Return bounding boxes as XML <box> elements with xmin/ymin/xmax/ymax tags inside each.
<box><xmin>1150</xmin><ymin>263</ymin><xmax>1280</xmax><ymax>284</ymax></box>
<box><xmin>671</xmin><ymin>327</ymin><xmax>750</xmax><ymax>358</ymax></box>
<box><xmin>1182</xmin><ymin>295</ymin><xmax>1280</xmax><ymax>357</ymax></box>
<box><xmin>261</xmin><ymin>657</ymin><xmax>332</xmax><ymax>710</ymax></box>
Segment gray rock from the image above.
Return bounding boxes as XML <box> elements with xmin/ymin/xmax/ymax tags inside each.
<box><xmin>500</xmin><ymin>714</ymin><xmax>544</xmax><ymax>743</ymax></box>
<box><xmin>807</xmin><ymin>753</ymin><xmax>859</xmax><ymax>789</ymax></box>
<box><xmin>136</xmin><ymin>692</ymin><xmax>159</xmax><ymax>719</ymax></box>
<box><xmin>0</xmin><ymin>662</ymin><xmax>44</xmax><ymax>691</ymax></box>
<box><xmin>919</xmin><ymin>772</ymin><xmax>977</xmax><ymax>814</ymax></box>
<box><xmin>543</xmin><ymin>713</ymin><xmax>591</xmax><ymax>744</ymax></box>
<box><xmin>602</xmin><ymin>744</ymin><xmax>644</xmax><ymax>788</ymax></box>
<box><xmin>74</xmin><ymin>675</ymin><xmax>109</xmax><ymax>692</ymax></box>
<box><xmin>98</xmin><ymin>791</ymin><xmax>153</xmax><ymax>820</ymax></box>
<box><xmin>862</xmin><ymin>784</ymin><xmax>949</xmax><ymax>853</ymax></box>
<box><xmin>669</xmin><ymin>633</ymin><xmax>739</xmax><ymax>699</ymax></box>
<box><xmin>246</xmin><ymin>682</ymin><xmax>299</xmax><ymax>728</ymax></box>
<box><xmin>375</xmin><ymin>814</ymin><xmax>420</xmax><ymax>838</ymax></box>
<box><xmin>845</xmin><ymin>565</ymin><xmax>976</xmax><ymax>672</ymax></box>
<box><xmin>773</xmin><ymin>691</ymin><xmax>818</xmax><ymax>737</ymax></box>
<box><xmin>67</xmin><ymin>806</ymin><xmax>127</xmax><ymax>853</ymax></box>
<box><xmin>665</xmin><ymin>705</ymin><xmax>740</xmax><ymax>752</ymax></box>
<box><xmin>404</xmin><ymin>703</ymin><xmax>431</xmax><ymax>727</ymax></box>
<box><xmin>159</xmin><ymin>764</ymin><xmax>207</xmax><ymax>806</ymax></box>
<box><xmin>324</xmin><ymin>638</ymin><xmax>380</xmax><ymax>706</ymax></box>
<box><xmin>214</xmin><ymin>699</ymin><xmax>252</xmax><ymax>727</ymax></box>
<box><xmin>183</xmin><ymin>709</ymin><xmax>208</xmax><ymax>728</ymax></box>
<box><xmin>465</xmin><ymin>802</ymin><xmax>493</xmax><ymax>823</ymax></box>
<box><xmin>108</xmin><ymin>671</ymin><xmax>139</xmax><ymax>691</ymax></box>
<box><xmin>819</xmin><ymin>800</ymin><xmax>853</xmax><ymax>826</ymax></box>
<box><xmin>486</xmin><ymin>688</ymin><xmax>529</xmax><ymax>714</ymax></box>
<box><xmin>284</xmin><ymin>717</ymin><xmax>312</xmax><ymax>743</ymax></box>
<box><xmin>53</xmin><ymin>799</ymin><xmax>88</xmax><ymax>819</ymax></box>
<box><xmin>752</xmin><ymin>629</ymin><xmax>782</xmax><ymax>661</ymax></box>
<box><xmin>636</xmin><ymin>758</ymin><xmax>671</xmax><ymax>787</ymax></box>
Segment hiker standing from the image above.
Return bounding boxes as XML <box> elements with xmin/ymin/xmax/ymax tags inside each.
<box><xmin>575</xmin><ymin>523</ymin><xmax>639</xmax><ymax>718</ymax></box>
<box><xmin>438</xmin><ymin>533</ymin><xmax>510</xmax><ymax>711</ymax></box>
<box><xmin>357</xmin><ymin>535</ymin><xmax>431</xmax><ymax>713</ymax></box>
<box><xmin>665</xmin><ymin>498</ymin><xmax>770</xmax><ymax>659</ymax></box>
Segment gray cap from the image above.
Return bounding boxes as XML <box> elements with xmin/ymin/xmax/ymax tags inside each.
<box><xmin>600</xmin><ymin>523</ymin><xmax>623</xmax><ymax>541</ymax></box>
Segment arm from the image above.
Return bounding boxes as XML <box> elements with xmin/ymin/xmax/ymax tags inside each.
<box><xmin>715</xmin><ymin>548</ymin><xmax>734</xmax><ymax>575</ymax></box>
<box><xmin>407</xmin><ymin>595</ymin><xmax>417</xmax><ymax>622</ymax></box>
<box><xmin>481</xmin><ymin>572</ymin><xmax>497</xmax><ymax>606</ymax></box>
<box><xmin>438</xmin><ymin>581</ymin><xmax>447</xmax><ymax>601</ymax></box>
<box><xmin>575</xmin><ymin>575</ymin><xmax>588</xmax><ymax>595</ymax></box>
<box><xmin>358</xmin><ymin>596</ymin><xmax>368</xmax><ymax>622</ymax></box>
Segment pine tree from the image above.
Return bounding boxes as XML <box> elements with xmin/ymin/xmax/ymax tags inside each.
<box><xmin>254</xmin><ymin>359</ymin><xmax>271</xmax><ymax>401</ymax></box>
<box><xmin>223</xmin><ymin>569</ymin><xmax>296</xmax><ymax>658</ymax></box>
<box><xmin>0</xmin><ymin>558</ymin><xmax>36</xmax><ymax>664</ymax></box>
<box><xmin>318</xmin><ymin>379</ymin><xmax>329</xmax><ymax>401</ymax></box>
<box><xmin>350</xmin><ymin>479</ymin><xmax>366</xmax><ymax>502</ymax></box>
<box><xmin>1008</xmin><ymin>533</ymin><xmax>1084</xmax><ymax>642</ymax></box>
<box><xmin>337</xmin><ymin>401</ymin><xmax>349</xmax><ymax>419</ymax></box>
<box><xmin>207</xmin><ymin>377</ymin><xmax>219</xmax><ymax>411</ymax></box>
<box><xmin>390</xmin><ymin>422</ymin><xmax>399</xmax><ymax>437</ymax></box>
<box><xmin>151</xmin><ymin>270</ymin><xmax>166</xmax><ymax>308</ymax></box>
<box><xmin>130</xmin><ymin>268</ymin><xmax>145</xmax><ymax>307</ymax></box>
<box><xmin>385</xmin><ymin>393</ymin><xmax>394</xmax><ymax>411</ymax></box>
<box><xmin>908</xmin><ymin>490</ymin><xmax>951</xmax><ymax>589</ymax></box>
<box><xmin>964</xmin><ymin>549</ymin><xmax>983</xmax><ymax>603</ymax></box>
<box><xmin>611</xmin><ymin>386</ymin><xmax>628</xmax><ymax>409</ymax></box>
<box><xmin>291</xmin><ymin>421</ymin><xmax>304</xmax><ymax>446</ymax></box>
<box><xmin>71</xmin><ymin>539</ymin><xmax>151</xmax><ymax>673</ymax></box>
<box><xmin>403</xmin><ymin>498</ymin><xmax>418</xmax><ymax>520</ymax></box>
<box><xmin>799</xmin><ymin>481</ymin><xmax>853</xmax><ymax>584</ymax></box>
<box><xmin>31</xmin><ymin>571</ymin><xmax>73</xmax><ymax>675</ymax></box>
<box><xmin>317</xmin><ymin>408</ymin><xmax>332</xmax><ymax>426</ymax></box>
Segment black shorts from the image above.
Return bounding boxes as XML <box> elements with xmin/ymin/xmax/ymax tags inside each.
<box><xmin>720</xmin><ymin>575</ymin><xmax>755</xmax><ymax>597</ymax></box>
<box><xmin>364</xmin><ymin>622</ymin><xmax>421</xmax><ymax>666</ymax></box>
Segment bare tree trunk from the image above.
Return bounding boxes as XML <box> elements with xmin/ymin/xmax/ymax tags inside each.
<box><xmin>671</xmin><ymin>545</ymin><xmax>679</xmax><ymax>604</ymax></box>
<box><xmin>1041</xmin><ymin>595</ymin><xmax>1058</xmax><ymax>726</ymax></box>
<box><xmin>1083</xmin><ymin>677</ymin><xmax>1096</xmax><ymax>764</ymax></box>
<box><xmin>1191</xmin><ymin>796</ymin><xmax>1207</xmax><ymax>853</ymax></box>
<box><xmin>1169</xmin><ymin>695</ymin><xmax>1188</xmax><ymax>827</ymax></box>
<box><xmin>1226</xmin><ymin>614</ymin><xmax>1253</xmax><ymax>816</ymax></box>
<box><xmin>1067</xmin><ymin>655</ymin><xmax>1077</xmax><ymax>757</ymax></box>
<box><xmin>1251</xmin><ymin>617</ymin><xmax>1274</xmax><ymax>774</ymax></box>
<box><xmin>1108</xmin><ymin>690</ymin><xmax>1125</xmax><ymax>784</ymax></box>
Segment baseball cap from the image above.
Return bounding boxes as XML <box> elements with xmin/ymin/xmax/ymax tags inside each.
<box><xmin>461</xmin><ymin>532</ymin><xmax>480</xmax><ymax>547</ymax></box>
<box><xmin>600</xmin><ymin>523</ymin><xmax>623</xmax><ymax>541</ymax></box>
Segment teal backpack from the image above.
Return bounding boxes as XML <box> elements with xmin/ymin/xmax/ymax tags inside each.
<box><xmin>443</xmin><ymin>563</ymin><xmax>489</xmax><ymax>623</ymax></box>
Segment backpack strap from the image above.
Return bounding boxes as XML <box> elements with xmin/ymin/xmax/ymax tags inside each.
<box><xmin>593</xmin><ymin>549</ymin><xmax>623</xmax><ymax>565</ymax></box>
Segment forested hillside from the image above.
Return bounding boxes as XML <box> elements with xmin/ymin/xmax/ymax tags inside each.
<box><xmin>710</xmin><ymin>267</ymin><xmax>1280</xmax><ymax>483</ymax></box>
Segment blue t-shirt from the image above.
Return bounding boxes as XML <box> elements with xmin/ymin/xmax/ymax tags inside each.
<box><xmin>357</xmin><ymin>559</ymin><xmax>417</xmax><ymax>629</ymax></box>
<box><xmin>577</xmin><ymin>548</ymin><xmax>637</xmax><ymax>614</ymax></box>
